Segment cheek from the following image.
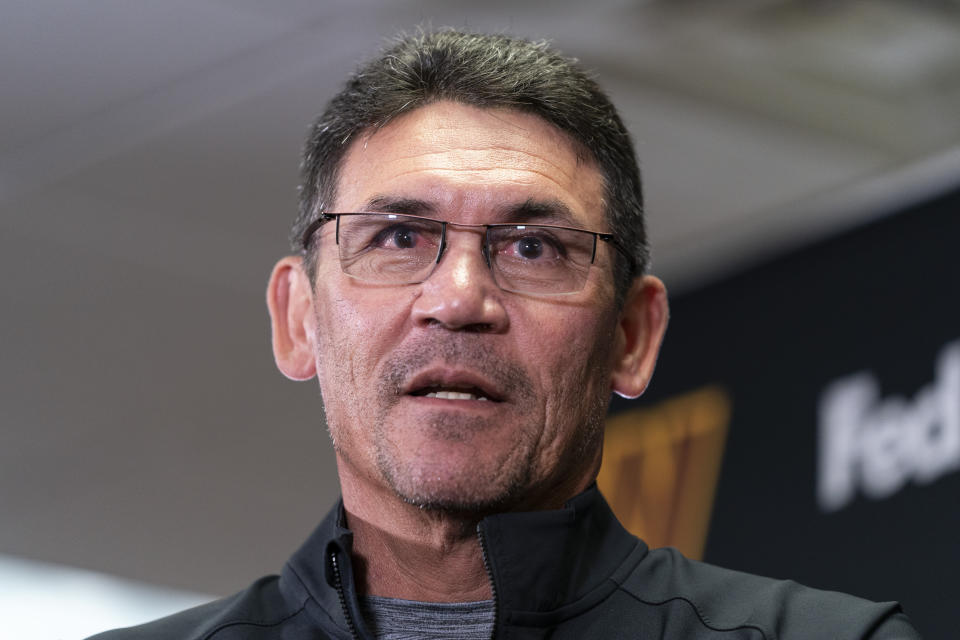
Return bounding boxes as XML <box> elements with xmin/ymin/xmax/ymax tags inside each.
<box><xmin>311</xmin><ymin>281</ymin><xmax>412</xmax><ymax>406</ymax></box>
<box><xmin>311</xmin><ymin>295</ymin><xmax>392</xmax><ymax>465</ymax></box>
<box><xmin>520</xmin><ymin>305</ymin><xmax>618</xmax><ymax>437</ymax></box>
<box><xmin>521</xmin><ymin>309</ymin><xmax>615</xmax><ymax>481</ymax></box>
<box><xmin>532</xmin><ymin>306</ymin><xmax>617</xmax><ymax>380</ymax></box>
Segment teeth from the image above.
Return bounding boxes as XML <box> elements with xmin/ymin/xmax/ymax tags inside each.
<box><xmin>425</xmin><ymin>390</ymin><xmax>489</xmax><ymax>401</ymax></box>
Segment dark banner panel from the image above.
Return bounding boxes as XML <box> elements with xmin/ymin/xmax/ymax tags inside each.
<box><xmin>605</xmin><ymin>183</ymin><xmax>959</xmax><ymax>639</ymax></box>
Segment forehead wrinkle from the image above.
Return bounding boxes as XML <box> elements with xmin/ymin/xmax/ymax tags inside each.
<box><xmin>437</xmin><ymin>106</ymin><xmax>587</xmax><ymax>169</ymax></box>
<box><xmin>359</xmin><ymin>165</ymin><xmax>602</xmax><ymax>226</ymax></box>
<box><xmin>382</xmin><ymin>165</ymin><xmax>584</xmax><ymax>195</ymax></box>
<box><xmin>390</xmin><ymin>146</ymin><xmax>582</xmax><ymax>186</ymax></box>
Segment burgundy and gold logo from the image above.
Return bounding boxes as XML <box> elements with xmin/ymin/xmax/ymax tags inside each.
<box><xmin>597</xmin><ymin>387</ymin><xmax>731</xmax><ymax>560</ymax></box>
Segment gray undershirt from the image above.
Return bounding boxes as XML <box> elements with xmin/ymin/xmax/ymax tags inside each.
<box><xmin>358</xmin><ymin>595</ymin><xmax>495</xmax><ymax>640</ymax></box>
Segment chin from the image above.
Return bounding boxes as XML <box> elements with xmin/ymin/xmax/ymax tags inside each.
<box><xmin>380</xmin><ymin>455</ymin><xmax>530</xmax><ymax>515</ymax></box>
<box><xmin>373</xmin><ymin>412</ymin><xmax>539</xmax><ymax>514</ymax></box>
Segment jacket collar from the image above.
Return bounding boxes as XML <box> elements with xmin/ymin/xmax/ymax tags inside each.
<box><xmin>479</xmin><ymin>485</ymin><xmax>646</xmax><ymax>620</ymax></box>
<box><xmin>280</xmin><ymin>485</ymin><xmax>647</xmax><ymax>635</ymax></box>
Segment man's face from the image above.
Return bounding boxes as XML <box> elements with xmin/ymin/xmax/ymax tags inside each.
<box><xmin>306</xmin><ymin>101</ymin><xmax>626</xmax><ymax>513</ymax></box>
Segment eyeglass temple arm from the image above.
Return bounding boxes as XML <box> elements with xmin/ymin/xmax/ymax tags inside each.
<box><xmin>598</xmin><ymin>234</ymin><xmax>637</xmax><ymax>274</ymax></box>
<box><xmin>301</xmin><ymin>214</ymin><xmax>339</xmax><ymax>251</ymax></box>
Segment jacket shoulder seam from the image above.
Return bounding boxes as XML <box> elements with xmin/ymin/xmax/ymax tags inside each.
<box><xmin>616</xmin><ymin>586</ymin><xmax>773</xmax><ymax>640</ymax></box>
<box><xmin>201</xmin><ymin>600</ymin><xmax>308</xmax><ymax>639</ymax></box>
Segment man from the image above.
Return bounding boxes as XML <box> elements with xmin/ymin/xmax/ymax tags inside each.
<box><xmin>91</xmin><ymin>30</ymin><xmax>920</xmax><ymax>639</ymax></box>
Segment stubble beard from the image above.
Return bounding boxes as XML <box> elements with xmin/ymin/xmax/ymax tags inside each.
<box><xmin>372</xmin><ymin>336</ymin><xmax>546</xmax><ymax>515</ymax></box>
<box><xmin>322</xmin><ymin>327</ymin><xmax>612</xmax><ymax>518</ymax></box>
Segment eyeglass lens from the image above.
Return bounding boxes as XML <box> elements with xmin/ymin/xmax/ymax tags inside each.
<box><xmin>335</xmin><ymin>214</ymin><xmax>597</xmax><ymax>294</ymax></box>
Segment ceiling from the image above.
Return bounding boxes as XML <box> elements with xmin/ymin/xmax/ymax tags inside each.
<box><xmin>3</xmin><ymin>0</ymin><xmax>960</xmax><ymax>595</ymax></box>
<box><xmin>4</xmin><ymin>0</ymin><xmax>960</xmax><ymax>292</ymax></box>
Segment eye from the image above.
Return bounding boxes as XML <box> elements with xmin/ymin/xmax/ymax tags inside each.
<box><xmin>516</xmin><ymin>236</ymin><xmax>544</xmax><ymax>260</ymax></box>
<box><xmin>372</xmin><ymin>223</ymin><xmax>432</xmax><ymax>250</ymax></box>
<box><xmin>391</xmin><ymin>227</ymin><xmax>416</xmax><ymax>249</ymax></box>
<box><xmin>498</xmin><ymin>231</ymin><xmax>564</xmax><ymax>262</ymax></box>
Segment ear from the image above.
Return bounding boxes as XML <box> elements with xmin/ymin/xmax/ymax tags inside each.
<box><xmin>266</xmin><ymin>256</ymin><xmax>317</xmax><ymax>381</ymax></box>
<box><xmin>611</xmin><ymin>275</ymin><xmax>669</xmax><ymax>399</ymax></box>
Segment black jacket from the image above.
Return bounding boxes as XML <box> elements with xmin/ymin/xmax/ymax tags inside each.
<box><xmin>89</xmin><ymin>487</ymin><xmax>920</xmax><ymax>639</ymax></box>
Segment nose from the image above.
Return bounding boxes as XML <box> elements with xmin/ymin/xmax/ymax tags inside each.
<box><xmin>410</xmin><ymin>228</ymin><xmax>509</xmax><ymax>332</ymax></box>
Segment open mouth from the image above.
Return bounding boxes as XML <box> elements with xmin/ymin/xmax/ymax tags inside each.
<box><xmin>409</xmin><ymin>385</ymin><xmax>495</xmax><ymax>402</ymax></box>
<box><xmin>403</xmin><ymin>369</ymin><xmax>504</xmax><ymax>404</ymax></box>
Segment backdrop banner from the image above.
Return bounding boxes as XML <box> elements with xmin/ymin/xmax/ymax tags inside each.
<box><xmin>602</xmin><ymin>182</ymin><xmax>959</xmax><ymax>639</ymax></box>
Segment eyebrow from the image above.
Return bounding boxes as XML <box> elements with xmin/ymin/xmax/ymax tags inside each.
<box><xmin>361</xmin><ymin>196</ymin><xmax>581</xmax><ymax>227</ymax></box>
<box><xmin>496</xmin><ymin>199</ymin><xmax>579</xmax><ymax>227</ymax></box>
<box><xmin>363</xmin><ymin>196</ymin><xmax>436</xmax><ymax>216</ymax></box>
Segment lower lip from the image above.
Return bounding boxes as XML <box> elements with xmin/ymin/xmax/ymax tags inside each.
<box><xmin>404</xmin><ymin>395</ymin><xmax>500</xmax><ymax>409</ymax></box>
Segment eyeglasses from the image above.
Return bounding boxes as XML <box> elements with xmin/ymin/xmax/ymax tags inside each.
<box><xmin>301</xmin><ymin>212</ymin><xmax>633</xmax><ymax>295</ymax></box>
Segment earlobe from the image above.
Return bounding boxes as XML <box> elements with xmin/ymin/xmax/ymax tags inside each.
<box><xmin>611</xmin><ymin>275</ymin><xmax>669</xmax><ymax>399</ymax></box>
<box><xmin>266</xmin><ymin>256</ymin><xmax>318</xmax><ymax>381</ymax></box>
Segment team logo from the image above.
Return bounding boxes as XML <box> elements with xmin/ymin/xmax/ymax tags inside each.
<box><xmin>597</xmin><ymin>387</ymin><xmax>731</xmax><ymax>560</ymax></box>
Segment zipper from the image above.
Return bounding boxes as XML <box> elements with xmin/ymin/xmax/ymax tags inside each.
<box><xmin>477</xmin><ymin>527</ymin><xmax>499</xmax><ymax>640</ymax></box>
<box><xmin>329</xmin><ymin>551</ymin><xmax>360</xmax><ymax>640</ymax></box>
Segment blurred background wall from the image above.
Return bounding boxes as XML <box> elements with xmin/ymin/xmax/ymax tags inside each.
<box><xmin>3</xmin><ymin>1</ymin><xmax>958</xmax><ymax>637</ymax></box>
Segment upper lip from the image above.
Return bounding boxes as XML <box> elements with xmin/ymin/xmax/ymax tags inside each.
<box><xmin>402</xmin><ymin>368</ymin><xmax>504</xmax><ymax>402</ymax></box>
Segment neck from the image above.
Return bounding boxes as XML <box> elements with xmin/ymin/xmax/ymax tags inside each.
<box><xmin>336</xmin><ymin>452</ymin><xmax>602</xmax><ymax>603</ymax></box>
<box><xmin>339</xmin><ymin>465</ymin><xmax>492</xmax><ymax>602</ymax></box>
<box><xmin>345</xmin><ymin>508</ymin><xmax>492</xmax><ymax>602</ymax></box>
